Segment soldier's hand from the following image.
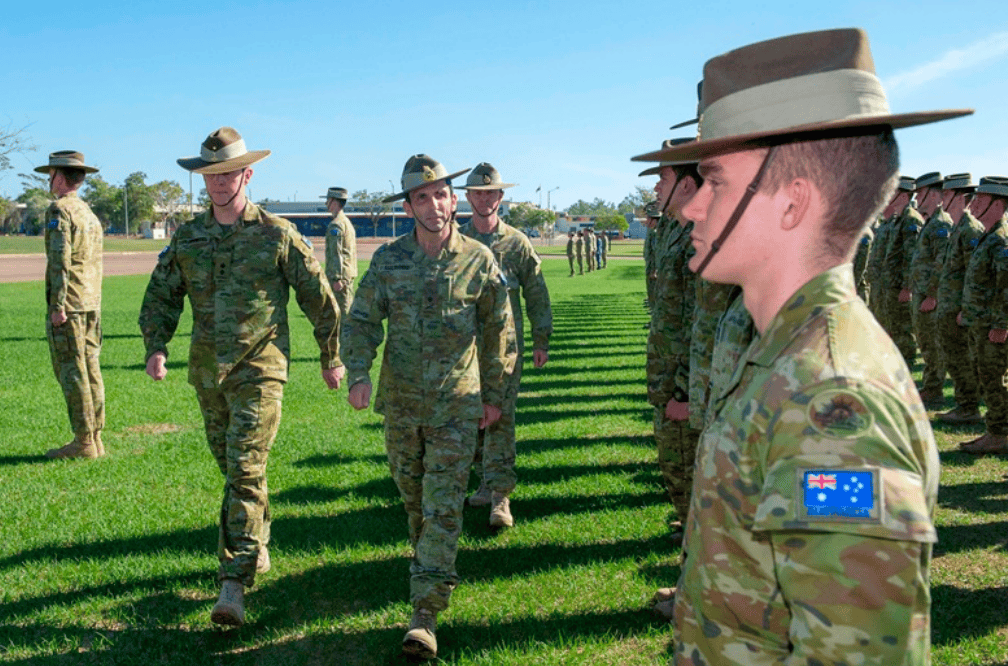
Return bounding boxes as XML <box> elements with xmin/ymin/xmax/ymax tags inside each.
<box><xmin>665</xmin><ymin>398</ymin><xmax>690</xmax><ymax>421</ymax></box>
<box><xmin>348</xmin><ymin>382</ymin><xmax>371</xmax><ymax>410</ymax></box>
<box><xmin>957</xmin><ymin>311</ymin><xmax>964</xmax><ymax>326</ymax></box>
<box><xmin>920</xmin><ymin>296</ymin><xmax>937</xmax><ymax>312</ymax></box>
<box><xmin>898</xmin><ymin>288</ymin><xmax>912</xmax><ymax>303</ymax></box>
<box><xmin>480</xmin><ymin>404</ymin><xmax>502</xmax><ymax>429</ymax></box>
<box><xmin>331</xmin><ymin>279</ymin><xmax>345</xmax><ymax>293</ymax></box>
<box><xmin>990</xmin><ymin>329</ymin><xmax>1008</xmax><ymax>344</ymax></box>
<box><xmin>50</xmin><ymin>310</ymin><xmax>67</xmax><ymax>326</ymax></box>
<box><xmin>146</xmin><ymin>352</ymin><xmax>168</xmax><ymax>381</ymax></box>
<box><xmin>322</xmin><ymin>364</ymin><xmax>345</xmax><ymax>389</ymax></box>
<box><xmin>533</xmin><ymin>349</ymin><xmax>549</xmax><ymax>368</ymax></box>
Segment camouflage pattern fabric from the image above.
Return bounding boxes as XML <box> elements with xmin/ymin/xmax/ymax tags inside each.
<box><xmin>866</xmin><ymin>214</ymin><xmax>895</xmax><ymax>329</ymax></box>
<box><xmin>688</xmin><ymin>278</ymin><xmax>736</xmax><ymax>429</ymax></box>
<box><xmin>599</xmin><ymin>232</ymin><xmax>608</xmax><ymax>268</ymax></box>
<box><xmin>44</xmin><ymin>192</ymin><xmax>104</xmax><ymax>442</ymax></box>
<box><xmin>566</xmin><ymin>235</ymin><xmax>575</xmax><ymax>274</ymax></box>
<box><xmin>703</xmin><ymin>286</ymin><xmax>755</xmax><ymax>428</ymax></box>
<box><xmin>325</xmin><ymin>210</ymin><xmax>358</xmax><ymax>318</ymax></box>
<box><xmin>576</xmin><ymin>234</ymin><xmax>584</xmax><ymax>274</ymax></box>
<box><xmin>674</xmin><ymin>266</ymin><xmax>939</xmax><ymax>665</ymax></box>
<box><xmin>936</xmin><ymin>210</ymin><xmax>986</xmax><ymax>411</ymax></box>
<box><xmin>882</xmin><ymin>203</ymin><xmax>924</xmax><ymax>366</ymax></box>
<box><xmin>644</xmin><ymin>227</ymin><xmax>656</xmax><ymax>304</ymax></box>
<box><xmin>584</xmin><ymin>229</ymin><xmax>595</xmax><ymax>271</ymax></box>
<box><xmin>852</xmin><ymin>226</ymin><xmax>873</xmax><ymax>303</ymax></box>
<box><xmin>910</xmin><ymin>208</ymin><xmax>953</xmax><ymax>395</ymax></box>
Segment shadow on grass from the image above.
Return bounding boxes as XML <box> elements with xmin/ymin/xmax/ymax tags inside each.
<box><xmin>517</xmin><ymin>391</ymin><xmax>646</xmax><ymax>408</ymax></box>
<box><xmin>516</xmin><ymin>434</ymin><xmax>654</xmax><ymax>455</ymax></box>
<box><xmin>0</xmin><ymin>453</ymin><xmax>48</xmax><ymax>466</ymax></box>
<box><xmin>293</xmin><ymin>452</ymin><xmax>389</xmax><ymax>468</ymax></box>
<box><xmin>932</xmin><ymin>583</ymin><xmax>1008</xmax><ymax>648</ymax></box>
<box><xmin>934</xmin><ymin>520</ymin><xmax>1008</xmax><ymax>555</ymax></box>
<box><xmin>937</xmin><ymin>479</ymin><xmax>1008</xmax><ymax>515</ymax></box>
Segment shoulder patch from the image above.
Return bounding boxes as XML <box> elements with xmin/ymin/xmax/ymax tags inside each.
<box><xmin>800</xmin><ymin>469</ymin><xmax>878</xmax><ymax>520</ymax></box>
<box><xmin>970</xmin><ymin>238</ymin><xmax>980</xmax><ymax>248</ymax></box>
<box><xmin>909</xmin><ymin>223</ymin><xmax>920</xmax><ymax>232</ymax></box>
<box><xmin>158</xmin><ymin>245</ymin><xmax>171</xmax><ymax>259</ymax></box>
<box><xmin>936</xmin><ymin>227</ymin><xmax>949</xmax><ymax>238</ymax></box>
<box><xmin>807</xmin><ymin>389</ymin><xmax>874</xmax><ymax>439</ymax></box>
<box><xmin>303</xmin><ymin>236</ymin><xmax>313</xmax><ymax>250</ymax></box>
<box><xmin>330</xmin><ymin>227</ymin><xmax>341</xmax><ymax>237</ymax></box>
<box><xmin>1001</xmin><ymin>247</ymin><xmax>1008</xmax><ymax>259</ymax></box>
<box><xmin>860</xmin><ymin>235</ymin><xmax>870</xmax><ymax>246</ymax></box>
<box><xmin>48</xmin><ymin>218</ymin><xmax>60</xmax><ymax>230</ymax></box>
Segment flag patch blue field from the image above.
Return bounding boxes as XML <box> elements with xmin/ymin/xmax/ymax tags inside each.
<box><xmin>802</xmin><ymin>469</ymin><xmax>876</xmax><ymax>518</ymax></box>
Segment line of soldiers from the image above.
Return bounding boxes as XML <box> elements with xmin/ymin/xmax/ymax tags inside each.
<box><xmin>862</xmin><ymin>172</ymin><xmax>1008</xmax><ymax>453</ymax></box>
<box><xmin>564</xmin><ymin>226</ymin><xmax>609</xmax><ymax>275</ymax></box>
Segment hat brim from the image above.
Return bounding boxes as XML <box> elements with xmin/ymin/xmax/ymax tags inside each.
<box><xmin>459</xmin><ymin>182</ymin><xmax>517</xmax><ymax>191</ymax></box>
<box><xmin>383</xmin><ymin>168</ymin><xmax>471</xmax><ymax>203</ymax></box>
<box><xmin>632</xmin><ymin>109</ymin><xmax>973</xmax><ymax>163</ymax></box>
<box><xmin>34</xmin><ymin>164</ymin><xmax>99</xmax><ymax>174</ymax></box>
<box><xmin>177</xmin><ymin>150</ymin><xmax>271</xmax><ymax>174</ymax></box>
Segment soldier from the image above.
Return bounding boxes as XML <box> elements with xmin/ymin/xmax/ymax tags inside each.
<box><xmin>599</xmin><ymin>228</ymin><xmax>608</xmax><ymax>267</ymax></box>
<box><xmin>566</xmin><ymin>230</ymin><xmax>575</xmax><ymax>276</ymax></box>
<box><xmin>910</xmin><ymin>173</ymin><xmax>957</xmax><ymax>406</ymax></box>
<box><xmin>322</xmin><ymin>186</ymin><xmax>358</xmax><ymax>318</ymax></box>
<box><xmin>958</xmin><ymin>177</ymin><xmax>1008</xmax><ymax>454</ymax></box>
<box><xmin>138</xmin><ymin>127</ymin><xmax>345</xmax><ymax>627</ymax></box>
<box><xmin>575</xmin><ymin>229</ymin><xmax>584</xmax><ymax>274</ymax></box>
<box><xmin>632</xmin><ymin>28</ymin><xmax>962</xmax><ymax>663</ymax></box>
<box><xmin>460</xmin><ymin>163</ymin><xmax>553</xmax><ymax>528</ymax></box>
<box><xmin>866</xmin><ymin>177</ymin><xmax>916</xmax><ymax>331</ymax></box>
<box><xmin>37</xmin><ymin>151</ymin><xmax>105</xmax><ymax>460</ymax></box>
<box><xmin>852</xmin><ymin>225</ymin><xmax>874</xmax><ymax>303</ymax></box>
<box><xmin>643</xmin><ymin>202</ymin><xmax>660</xmax><ymax>308</ymax></box>
<box><xmin>584</xmin><ymin>226</ymin><xmax>595</xmax><ymax>272</ymax></box>
<box><xmin>341</xmin><ymin>155</ymin><xmax>515</xmax><ymax>659</ymax></box>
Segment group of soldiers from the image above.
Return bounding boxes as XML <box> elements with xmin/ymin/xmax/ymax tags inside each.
<box><xmin>858</xmin><ymin>171</ymin><xmax>1008</xmax><ymax>454</ymax></box>
<box><xmin>40</xmin><ymin>130</ymin><xmax>551</xmax><ymax>660</ymax></box>
<box><xmin>564</xmin><ymin>225</ymin><xmax>609</xmax><ymax>275</ymax></box>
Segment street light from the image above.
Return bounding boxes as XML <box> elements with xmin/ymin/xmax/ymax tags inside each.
<box><xmin>389</xmin><ymin>180</ymin><xmax>397</xmax><ymax>237</ymax></box>
<box><xmin>547</xmin><ymin>186</ymin><xmax>559</xmax><ymax>211</ymax></box>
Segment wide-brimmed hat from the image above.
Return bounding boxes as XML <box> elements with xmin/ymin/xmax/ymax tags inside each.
<box><xmin>177</xmin><ymin>127</ymin><xmax>270</xmax><ymax>174</ymax></box>
<box><xmin>34</xmin><ymin>150</ymin><xmax>99</xmax><ymax>174</ymax></box>
<box><xmin>638</xmin><ymin>138</ymin><xmax>698</xmax><ymax>177</ymax></box>
<box><xmin>384</xmin><ymin>154</ymin><xmax>469</xmax><ymax>203</ymax></box>
<box><xmin>322</xmin><ymin>187</ymin><xmax>349</xmax><ymax>201</ymax></box>
<box><xmin>897</xmin><ymin>176</ymin><xmax>917</xmax><ymax>192</ymax></box>
<box><xmin>644</xmin><ymin>201</ymin><xmax>660</xmax><ymax>219</ymax></box>
<box><xmin>943</xmin><ymin>173</ymin><xmax>975</xmax><ymax>192</ymax></box>
<box><xmin>916</xmin><ymin>172</ymin><xmax>942</xmax><ymax>189</ymax></box>
<box><xmin>459</xmin><ymin>163</ymin><xmax>516</xmax><ymax>190</ymax></box>
<box><xmin>977</xmin><ymin>176</ymin><xmax>1008</xmax><ymax>199</ymax></box>
<box><xmin>669</xmin><ymin>81</ymin><xmax>704</xmax><ymax>131</ymax></box>
<box><xmin>632</xmin><ymin>28</ymin><xmax>972</xmax><ymax>164</ymax></box>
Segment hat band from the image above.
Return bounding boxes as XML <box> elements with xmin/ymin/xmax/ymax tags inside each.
<box><xmin>49</xmin><ymin>157</ymin><xmax>85</xmax><ymax>168</ymax></box>
<box><xmin>200</xmin><ymin>139</ymin><xmax>248</xmax><ymax>163</ymax></box>
<box><xmin>699</xmin><ymin>69</ymin><xmax>891</xmax><ymax>142</ymax></box>
<box><xmin>402</xmin><ymin>169</ymin><xmax>447</xmax><ymax>192</ymax></box>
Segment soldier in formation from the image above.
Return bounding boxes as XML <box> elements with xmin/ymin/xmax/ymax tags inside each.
<box><xmin>566</xmin><ymin>230</ymin><xmax>575</xmax><ymax>276</ymax></box>
<box><xmin>323</xmin><ymin>186</ymin><xmax>358</xmax><ymax>318</ymax></box>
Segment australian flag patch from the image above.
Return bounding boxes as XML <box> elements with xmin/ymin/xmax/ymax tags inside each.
<box><xmin>801</xmin><ymin>469</ymin><xmax>878</xmax><ymax>521</ymax></box>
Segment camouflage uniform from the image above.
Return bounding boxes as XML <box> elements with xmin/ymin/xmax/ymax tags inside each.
<box><xmin>647</xmin><ymin>216</ymin><xmax>697</xmax><ymax>522</ymax></box>
<box><xmin>702</xmin><ymin>286</ymin><xmax>755</xmax><ymax>428</ymax></box>
<box><xmin>575</xmin><ymin>233</ymin><xmax>584</xmax><ymax>274</ymax></box>
<box><xmin>461</xmin><ymin>220</ymin><xmax>552</xmax><ymax>496</ymax></box>
<box><xmin>882</xmin><ymin>203</ymin><xmax>924</xmax><ymax>366</ymax></box>
<box><xmin>688</xmin><ymin>278</ymin><xmax>736</xmax><ymax>430</ymax></box>
<box><xmin>674</xmin><ymin>266</ymin><xmax>938</xmax><ymax>664</ymax></box>
<box><xmin>936</xmin><ymin>210</ymin><xmax>985</xmax><ymax>413</ymax></box>
<box><xmin>45</xmin><ymin>192</ymin><xmax>104</xmax><ymax>445</ymax></box>
<box><xmin>139</xmin><ymin>201</ymin><xmax>341</xmax><ymax>586</ymax></box>
<box><xmin>852</xmin><ymin>226</ymin><xmax>873</xmax><ymax>303</ymax></box>
<box><xmin>644</xmin><ymin>226</ymin><xmax>657</xmax><ymax>305</ymax></box>
<box><xmin>910</xmin><ymin>208</ymin><xmax>953</xmax><ymax>397</ymax></box>
<box><xmin>341</xmin><ymin>224</ymin><xmax>515</xmax><ymax>612</ymax></box>
<box><xmin>599</xmin><ymin>232</ymin><xmax>608</xmax><ymax>268</ymax></box>
<box><xmin>584</xmin><ymin>229</ymin><xmax>595</xmax><ymax>271</ymax></box>
<box><xmin>325</xmin><ymin>209</ymin><xmax>358</xmax><ymax>318</ymax></box>
<box><xmin>566</xmin><ymin>234</ymin><xmax>575</xmax><ymax>275</ymax></box>
<box><xmin>866</xmin><ymin>214</ymin><xmax>895</xmax><ymax>328</ymax></box>
<box><xmin>962</xmin><ymin>218</ymin><xmax>1008</xmax><ymax>435</ymax></box>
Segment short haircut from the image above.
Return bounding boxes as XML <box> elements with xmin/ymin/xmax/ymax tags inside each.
<box><xmin>56</xmin><ymin>167</ymin><xmax>87</xmax><ymax>188</ymax></box>
<box><xmin>759</xmin><ymin>130</ymin><xmax>899</xmax><ymax>260</ymax></box>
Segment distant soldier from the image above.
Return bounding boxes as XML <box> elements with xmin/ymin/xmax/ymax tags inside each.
<box><xmin>643</xmin><ymin>202</ymin><xmax>660</xmax><ymax>307</ymax></box>
<box><xmin>323</xmin><ymin>186</ymin><xmax>358</xmax><ymax>317</ymax></box>
<box><xmin>138</xmin><ymin>127</ymin><xmax>344</xmax><ymax>627</ymax></box>
<box><xmin>852</xmin><ymin>225</ymin><xmax>873</xmax><ymax>302</ymax></box>
<box><xmin>959</xmin><ymin>176</ymin><xmax>1008</xmax><ymax>454</ymax></box>
<box><xmin>575</xmin><ymin>229</ymin><xmax>584</xmax><ymax>274</ymax></box>
<box><xmin>599</xmin><ymin>229</ymin><xmax>609</xmax><ymax>267</ymax></box>
<box><xmin>341</xmin><ymin>155</ymin><xmax>515</xmax><ymax>659</ymax></box>
<box><xmin>866</xmin><ymin>177</ymin><xmax>915</xmax><ymax>330</ymax></box>
<box><xmin>584</xmin><ymin>227</ymin><xmax>595</xmax><ymax>271</ymax></box>
<box><xmin>461</xmin><ymin>162</ymin><xmax>552</xmax><ymax>528</ymax></box>
<box><xmin>38</xmin><ymin>151</ymin><xmax>105</xmax><ymax>460</ymax></box>
<box><xmin>566</xmin><ymin>230</ymin><xmax>575</xmax><ymax>276</ymax></box>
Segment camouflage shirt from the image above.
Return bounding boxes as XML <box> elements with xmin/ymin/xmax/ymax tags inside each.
<box><xmin>961</xmin><ymin>218</ymin><xmax>1008</xmax><ymax>329</ymax></box>
<box><xmin>44</xmin><ymin>192</ymin><xmax>103</xmax><ymax>314</ymax></box>
<box><xmin>688</xmin><ymin>278</ymin><xmax>736</xmax><ymax>429</ymax></box>
<box><xmin>674</xmin><ymin>265</ymin><xmax>938</xmax><ymax>665</ymax></box>
<box><xmin>324</xmin><ymin>210</ymin><xmax>358</xmax><ymax>284</ymax></box>
<box><xmin>341</xmin><ymin>223</ymin><xmax>515</xmax><ymax>425</ymax></box>
<box><xmin>461</xmin><ymin>219</ymin><xmax>552</xmax><ymax>353</ymax></box>
<box><xmin>883</xmin><ymin>203</ymin><xmax>925</xmax><ymax>292</ymax></box>
<box><xmin>865</xmin><ymin>214</ymin><xmax>894</xmax><ymax>293</ymax></box>
<box><xmin>936</xmin><ymin>210</ymin><xmax>985</xmax><ymax>318</ymax></box>
<box><xmin>702</xmin><ymin>286</ymin><xmax>755</xmax><ymax>428</ymax></box>
<box><xmin>138</xmin><ymin>202</ymin><xmax>341</xmax><ymax>388</ymax></box>
<box><xmin>910</xmin><ymin>207</ymin><xmax>954</xmax><ymax>297</ymax></box>
<box><xmin>647</xmin><ymin>218</ymin><xmax>695</xmax><ymax>407</ymax></box>
<box><xmin>852</xmin><ymin>226</ymin><xmax>873</xmax><ymax>301</ymax></box>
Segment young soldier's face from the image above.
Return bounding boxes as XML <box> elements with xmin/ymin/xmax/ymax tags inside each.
<box><xmin>326</xmin><ymin>198</ymin><xmax>344</xmax><ymax>215</ymax></box>
<box><xmin>466</xmin><ymin>189</ymin><xmax>504</xmax><ymax>218</ymax></box>
<box><xmin>203</xmin><ymin>168</ymin><xmax>250</xmax><ymax>207</ymax></box>
<box><xmin>404</xmin><ymin>180</ymin><xmax>457</xmax><ymax>233</ymax></box>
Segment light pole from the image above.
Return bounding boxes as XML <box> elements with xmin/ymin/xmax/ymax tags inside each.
<box><xmin>547</xmin><ymin>186</ymin><xmax>559</xmax><ymax>212</ymax></box>
<box><xmin>389</xmin><ymin>180</ymin><xmax>397</xmax><ymax>236</ymax></box>
<box><xmin>123</xmin><ymin>180</ymin><xmax>129</xmax><ymax>236</ymax></box>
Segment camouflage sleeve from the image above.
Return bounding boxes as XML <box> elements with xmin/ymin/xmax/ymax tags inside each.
<box><xmin>324</xmin><ymin>223</ymin><xmax>340</xmax><ymax>284</ymax></box>
<box><xmin>45</xmin><ymin>204</ymin><xmax>71</xmax><ymax>313</ymax></box>
<box><xmin>852</xmin><ymin>233</ymin><xmax>871</xmax><ymax>288</ymax></box>
<box><xmin>477</xmin><ymin>261</ymin><xmax>516</xmax><ymax>408</ymax></box>
<box><xmin>901</xmin><ymin>225</ymin><xmax>920</xmax><ymax>291</ymax></box>
<box><xmin>339</xmin><ymin>259</ymin><xmax>388</xmax><ymax>387</ymax></box>
<box><xmin>993</xmin><ymin>242</ymin><xmax>1008</xmax><ymax>330</ymax></box>
<box><xmin>341</xmin><ymin>221</ymin><xmax>358</xmax><ymax>281</ymax></box>
<box><xmin>518</xmin><ymin>246</ymin><xmax>552</xmax><ymax>351</ymax></box>
<box><xmin>282</xmin><ymin>227</ymin><xmax>342</xmax><ymax>368</ymax></box>
<box><xmin>925</xmin><ymin>228</ymin><xmax>950</xmax><ymax>296</ymax></box>
<box><xmin>881</xmin><ymin>225</ymin><xmax>901</xmax><ymax>292</ymax></box>
<box><xmin>138</xmin><ymin>241</ymin><xmax>187</xmax><ymax>362</ymax></box>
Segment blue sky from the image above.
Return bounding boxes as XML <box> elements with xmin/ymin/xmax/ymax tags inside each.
<box><xmin>3</xmin><ymin>0</ymin><xmax>1006</xmax><ymax>211</ymax></box>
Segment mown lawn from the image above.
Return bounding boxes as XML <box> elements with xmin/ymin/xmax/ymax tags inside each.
<box><xmin>0</xmin><ymin>257</ymin><xmax>1006</xmax><ymax>665</ymax></box>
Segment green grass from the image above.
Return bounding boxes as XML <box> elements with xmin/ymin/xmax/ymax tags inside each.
<box><xmin>0</xmin><ymin>235</ymin><xmax>168</xmax><ymax>254</ymax></box>
<box><xmin>1</xmin><ymin>259</ymin><xmax>1006</xmax><ymax>664</ymax></box>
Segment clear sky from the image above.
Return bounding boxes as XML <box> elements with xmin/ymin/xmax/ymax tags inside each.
<box><xmin>3</xmin><ymin>0</ymin><xmax>1006</xmax><ymax>211</ymax></box>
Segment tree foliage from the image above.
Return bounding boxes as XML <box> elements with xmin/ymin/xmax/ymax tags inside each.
<box><xmin>349</xmin><ymin>189</ymin><xmax>392</xmax><ymax>236</ymax></box>
<box><xmin>619</xmin><ymin>186</ymin><xmax>656</xmax><ymax>215</ymax></box>
<box><xmin>566</xmin><ymin>198</ymin><xmax>618</xmax><ymax>217</ymax></box>
<box><xmin>593</xmin><ymin>212</ymin><xmax>629</xmax><ymax>233</ymax></box>
<box><xmin>0</xmin><ymin>123</ymin><xmax>36</xmax><ymax>184</ymax></box>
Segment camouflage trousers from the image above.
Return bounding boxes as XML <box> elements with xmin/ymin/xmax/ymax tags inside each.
<box><xmin>47</xmin><ymin>311</ymin><xmax>104</xmax><ymax>441</ymax></box>
<box><xmin>911</xmin><ymin>296</ymin><xmax>946</xmax><ymax>395</ymax></box>
<box><xmin>600</xmin><ymin>251</ymin><xmax>607</xmax><ymax>268</ymax></box>
<box><xmin>195</xmin><ymin>378</ymin><xmax>282</xmax><ymax>587</ymax></box>
<box><xmin>586</xmin><ymin>249</ymin><xmax>594</xmax><ymax>271</ymax></box>
<box><xmin>475</xmin><ymin>357</ymin><xmax>523</xmax><ymax>495</ymax></box>
<box><xmin>576</xmin><ymin>253</ymin><xmax>583</xmax><ymax>274</ymax></box>
<box><xmin>970</xmin><ymin>327</ymin><xmax>1008</xmax><ymax>435</ymax></box>
<box><xmin>885</xmin><ymin>291</ymin><xmax>917</xmax><ymax>368</ymax></box>
<box><xmin>333</xmin><ymin>284</ymin><xmax>355</xmax><ymax>320</ymax></box>
<box><xmin>568</xmin><ymin>255</ymin><xmax>575</xmax><ymax>274</ymax></box>
<box><xmin>654</xmin><ymin>407</ymin><xmax>700</xmax><ymax>525</ymax></box>
<box><xmin>385</xmin><ymin>418</ymin><xmax>477</xmax><ymax>612</ymax></box>
<box><xmin>868</xmin><ymin>283</ymin><xmax>888</xmax><ymax>332</ymax></box>
<box><xmin>938</xmin><ymin>313</ymin><xmax>980</xmax><ymax>411</ymax></box>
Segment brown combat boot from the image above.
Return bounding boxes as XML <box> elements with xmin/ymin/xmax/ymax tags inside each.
<box><xmin>489</xmin><ymin>492</ymin><xmax>514</xmax><ymax>528</ymax></box>
<box><xmin>935</xmin><ymin>406</ymin><xmax>984</xmax><ymax>424</ymax></box>
<box><xmin>650</xmin><ymin>587</ymin><xmax>676</xmax><ymax>619</ymax></box>
<box><xmin>402</xmin><ymin>607</ymin><xmax>438</xmax><ymax>659</ymax></box>
<box><xmin>256</xmin><ymin>546</ymin><xmax>271</xmax><ymax>574</ymax></box>
<box><xmin>466</xmin><ymin>482</ymin><xmax>491</xmax><ymax>507</ymax></box>
<box><xmin>959</xmin><ymin>433</ymin><xmax>1008</xmax><ymax>455</ymax></box>
<box><xmin>211</xmin><ymin>579</ymin><xmax>245</xmax><ymax>627</ymax></box>
<box><xmin>46</xmin><ymin>434</ymin><xmax>99</xmax><ymax>460</ymax></box>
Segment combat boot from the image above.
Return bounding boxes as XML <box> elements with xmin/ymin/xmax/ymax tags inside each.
<box><xmin>402</xmin><ymin>607</ymin><xmax>438</xmax><ymax>659</ymax></box>
<box><xmin>256</xmin><ymin>546</ymin><xmax>271</xmax><ymax>574</ymax></box>
<box><xmin>211</xmin><ymin>579</ymin><xmax>245</xmax><ymax>627</ymax></box>
<box><xmin>94</xmin><ymin>431</ymin><xmax>106</xmax><ymax>457</ymax></box>
<box><xmin>959</xmin><ymin>433</ymin><xmax>1008</xmax><ymax>455</ymax></box>
<box><xmin>46</xmin><ymin>434</ymin><xmax>99</xmax><ymax>460</ymax></box>
<box><xmin>936</xmin><ymin>406</ymin><xmax>984</xmax><ymax>424</ymax></box>
<box><xmin>650</xmin><ymin>587</ymin><xmax>676</xmax><ymax>620</ymax></box>
<box><xmin>489</xmin><ymin>492</ymin><xmax>514</xmax><ymax>528</ymax></box>
<box><xmin>466</xmin><ymin>482</ymin><xmax>491</xmax><ymax>507</ymax></box>
<box><xmin>918</xmin><ymin>389</ymin><xmax>944</xmax><ymax>409</ymax></box>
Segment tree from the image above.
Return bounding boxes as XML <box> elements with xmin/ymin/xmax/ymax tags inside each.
<box><xmin>349</xmin><ymin>189</ymin><xmax>391</xmax><ymax>237</ymax></box>
<box><xmin>198</xmin><ymin>188</ymin><xmax>211</xmax><ymax>209</ymax></box>
<box><xmin>593</xmin><ymin>212</ymin><xmax>629</xmax><ymax>234</ymax></box>
<box><xmin>149</xmin><ymin>180</ymin><xmax>187</xmax><ymax>232</ymax></box>
<box><xmin>123</xmin><ymin>172</ymin><xmax>155</xmax><ymax>236</ymax></box>
<box><xmin>503</xmin><ymin>202</ymin><xmax>533</xmax><ymax>230</ymax></box>
<box><xmin>0</xmin><ymin>123</ymin><xmax>36</xmax><ymax>184</ymax></box>
<box><xmin>619</xmin><ymin>186</ymin><xmax>656</xmax><ymax>215</ymax></box>
<box><xmin>566</xmin><ymin>198</ymin><xmax>617</xmax><ymax>217</ymax></box>
<box><xmin>16</xmin><ymin>187</ymin><xmax>52</xmax><ymax>235</ymax></box>
<box><xmin>81</xmin><ymin>175</ymin><xmax>123</xmax><ymax>231</ymax></box>
<box><xmin>0</xmin><ymin>196</ymin><xmax>16</xmax><ymax>234</ymax></box>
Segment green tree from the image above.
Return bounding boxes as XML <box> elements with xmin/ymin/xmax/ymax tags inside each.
<box><xmin>16</xmin><ymin>187</ymin><xmax>52</xmax><ymax>235</ymax></box>
<box><xmin>0</xmin><ymin>123</ymin><xmax>36</xmax><ymax>185</ymax></box>
<box><xmin>593</xmin><ymin>212</ymin><xmax>629</xmax><ymax>233</ymax></box>
<box><xmin>123</xmin><ymin>172</ymin><xmax>155</xmax><ymax>236</ymax></box>
<box><xmin>503</xmin><ymin>202</ymin><xmax>532</xmax><ymax>230</ymax></box>
<box><xmin>566</xmin><ymin>198</ymin><xmax>617</xmax><ymax>217</ymax></box>
<box><xmin>0</xmin><ymin>196</ymin><xmax>16</xmax><ymax>234</ymax></box>
<box><xmin>81</xmin><ymin>175</ymin><xmax>123</xmax><ymax>231</ymax></box>
<box><xmin>349</xmin><ymin>189</ymin><xmax>391</xmax><ymax>236</ymax></box>
<box><xmin>618</xmin><ymin>186</ymin><xmax>655</xmax><ymax>215</ymax></box>
<box><xmin>149</xmin><ymin>180</ymin><xmax>187</xmax><ymax>232</ymax></box>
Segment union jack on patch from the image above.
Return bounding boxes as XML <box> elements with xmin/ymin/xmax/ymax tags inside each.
<box><xmin>806</xmin><ymin>473</ymin><xmax>836</xmax><ymax>490</ymax></box>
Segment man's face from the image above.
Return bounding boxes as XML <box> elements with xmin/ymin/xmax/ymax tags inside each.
<box><xmin>203</xmin><ymin>168</ymin><xmax>250</xmax><ymax>206</ymax></box>
<box><xmin>466</xmin><ymin>189</ymin><xmax>504</xmax><ymax>218</ymax></box>
<box><xmin>326</xmin><ymin>198</ymin><xmax>344</xmax><ymax>216</ymax></box>
<box><xmin>947</xmin><ymin>191</ymin><xmax>970</xmax><ymax>221</ymax></box>
<box><xmin>683</xmin><ymin>148</ymin><xmax>773</xmax><ymax>282</ymax></box>
<box><xmin>918</xmin><ymin>187</ymin><xmax>942</xmax><ymax>216</ymax></box>
<box><xmin>404</xmin><ymin>180</ymin><xmax>457</xmax><ymax>234</ymax></box>
<box><xmin>654</xmin><ymin>166</ymin><xmax>679</xmax><ymax>211</ymax></box>
<box><xmin>885</xmin><ymin>191</ymin><xmax>910</xmax><ymax>217</ymax></box>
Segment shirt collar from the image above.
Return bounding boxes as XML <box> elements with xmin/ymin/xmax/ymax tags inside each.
<box><xmin>407</xmin><ymin>221</ymin><xmax>463</xmax><ymax>261</ymax></box>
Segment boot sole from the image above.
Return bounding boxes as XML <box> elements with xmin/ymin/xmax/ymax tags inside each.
<box><xmin>211</xmin><ymin>606</ymin><xmax>244</xmax><ymax>627</ymax></box>
<box><xmin>402</xmin><ymin>637</ymin><xmax>436</xmax><ymax>660</ymax></box>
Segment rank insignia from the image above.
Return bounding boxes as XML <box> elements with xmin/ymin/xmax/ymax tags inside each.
<box><xmin>422</xmin><ymin>166</ymin><xmax>437</xmax><ymax>182</ymax></box>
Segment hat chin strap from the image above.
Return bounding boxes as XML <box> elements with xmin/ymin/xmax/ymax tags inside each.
<box><xmin>693</xmin><ymin>146</ymin><xmax>777</xmax><ymax>277</ymax></box>
<box><xmin>213</xmin><ymin>169</ymin><xmax>247</xmax><ymax>210</ymax></box>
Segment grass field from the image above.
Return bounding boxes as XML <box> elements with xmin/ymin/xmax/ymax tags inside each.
<box><xmin>1</xmin><ymin>258</ymin><xmax>1006</xmax><ymax>665</ymax></box>
<box><xmin>0</xmin><ymin>235</ymin><xmax>170</xmax><ymax>254</ymax></box>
